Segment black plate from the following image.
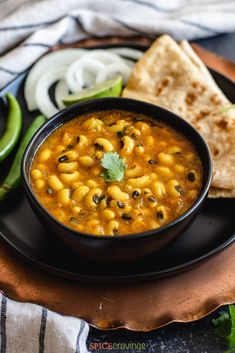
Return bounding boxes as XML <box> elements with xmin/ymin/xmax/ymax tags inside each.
<box><xmin>0</xmin><ymin>44</ymin><xmax>235</xmax><ymax>283</ymax></box>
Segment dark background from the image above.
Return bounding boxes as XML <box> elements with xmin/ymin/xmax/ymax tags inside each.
<box><xmin>87</xmin><ymin>32</ymin><xmax>235</xmax><ymax>353</ymax></box>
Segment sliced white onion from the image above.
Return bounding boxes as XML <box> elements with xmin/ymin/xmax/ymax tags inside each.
<box><xmin>55</xmin><ymin>79</ymin><xmax>69</xmax><ymax>109</ymax></box>
<box><xmin>25</xmin><ymin>47</ymin><xmax>138</xmax><ymax>116</ymax></box>
<box><xmin>25</xmin><ymin>49</ymin><xmax>87</xmax><ymax>111</ymax></box>
<box><xmin>35</xmin><ymin>67</ymin><xmax>66</xmax><ymax>118</ymax></box>
<box><xmin>79</xmin><ymin>50</ymin><xmax>124</xmax><ymax>64</ymax></box>
<box><xmin>109</xmin><ymin>47</ymin><xmax>143</xmax><ymax>60</ymax></box>
<box><xmin>66</xmin><ymin>58</ymin><xmax>104</xmax><ymax>93</ymax></box>
<box><xmin>95</xmin><ymin>62</ymin><xmax>132</xmax><ymax>85</ymax></box>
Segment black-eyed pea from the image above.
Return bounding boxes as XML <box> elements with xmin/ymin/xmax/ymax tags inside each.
<box><xmin>127</xmin><ymin>175</ymin><xmax>149</xmax><ymax>188</ymax></box>
<box><xmin>48</xmin><ymin>175</ymin><xmax>64</xmax><ymax>191</ymax></box>
<box><xmin>187</xmin><ymin>169</ymin><xmax>199</xmax><ymax>183</ymax></box>
<box><xmin>102</xmin><ymin>209</ymin><xmax>115</xmax><ymax>221</ymax></box>
<box><xmin>106</xmin><ymin>220</ymin><xmax>119</xmax><ymax>235</ymax></box>
<box><xmin>100</xmin><ymin>198</ymin><xmax>108</xmax><ymax>209</ymax></box>
<box><xmin>31</xmin><ymin>169</ymin><xmax>42</xmax><ymax>180</ymax></box>
<box><xmin>37</xmin><ymin>163</ymin><xmax>46</xmax><ymax>171</ymax></box>
<box><xmin>167</xmin><ymin>146</ymin><xmax>181</xmax><ymax>154</ymax></box>
<box><xmin>156</xmin><ymin>205</ymin><xmax>168</xmax><ymax>222</ymax></box>
<box><xmin>78</xmin><ymin>156</ymin><xmax>95</xmax><ymax>167</ymax></box>
<box><xmin>84</xmin><ymin>188</ymin><xmax>102</xmax><ymax>208</ymax></box>
<box><xmin>61</xmin><ymin>150</ymin><xmax>78</xmax><ymax>161</ymax></box>
<box><xmin>135</xmin><ymin>121</ymin><xmax>150</xmax><ymax>133</ymax></box>
<box><xmin>112</xmin><ymin>200</ymin><xmax>128</xmax><ymax>216</ymax></box>
<box><xmin>86</xmin><ymin>180</ymin><xmax>98</xmax><ymax>188</ymax></box>
<box><xmin>94</xmin><ymin>151</ymin><xmax>103</xmax><ymax>159</ymax></box>
<box><xmin>143</xmin><ymin>188</ymin><xmax>151</xmax><ymax>195</ymax></box>
<box><xmin>124</xmin><ymin>184</ymin><xmax>133</xmax><ymax>193</ymax></box>
<box><xmin>157</xmin><ymin>152</ymin><xmax>174</xmax><ymax>166</ymax></box>
<box><xmin>72</xmin><ymin>206</ymin><xmax>81</xmax><ymax>216</ymax></box>
<box><xmin>149</xmin><ymin>172</ymin><xmax>158</xmax><ymax>182</ymax></box>
<box><xmin>38</xmin><ymin>148</ymin><xmax>52</xmax><ymax>162</ymax></box>
<box><xmin>58</xmin><ymin>162</ymin><xmax>78</xmax><ymax>173</ymax></box>
<box><xmin>72</xmin><ymin>185</ymin><xmax>89</xmax><ymax>203</ymax></box>
<box><xmin>166</xmin><ymin>180</ymin><xmax>184</xmax><ymax>197</ymax></box>
<box><xmin>86</xmin><ymin>219</ymin><xmax>100</xmax><ymax>227</ymax></box>
<box><xmin>131</xmin><ymin>189</ymin><xmax>141</xmax><ymax>200</ymax></box>
<box><xmin>57</xmin><ymin>188</ymin><xmax>71</xmax><ymax>206</ymax></box>
<box><xmin>132</xmin><ymin>218</ymin><xmax>144</xmax><ymax>228</ymax></box>
<box><xmin>76</xmin><ymin>135</ymin><xmax>88</xmax><ymax>149</ymax></box>
<box><xmin>149</xmin><ymin>220</ymin><xmax>160</xmax><ymax>229</ymax></box>
<box><xmin>62</xmin><ymin>132</ymin><xmax>73</xmax><ymax>145</ymax></box>
<box><xmin>93</xmin><ymin>225</ymin><xmax>104</xmax><ymax>235</ymax></box>
<box><xmin>53</xmin><ymin>208</ymin><xmax>66</xmax><ymax>222</ymax></box>
<box><xmin>145</xmin><ymin>136</ymin><xmax>154</xmax><ymax>148</ymax></box>
<box><xmin>125</xmin><ymin>165</ymin><xmax>142</xmax><ymax>178</ymax></box>
<box><xmin>35</xmin><ymin>179</ymin><xmax>46</xmax><ymax>190</ymax></box>
<box><xmin>107</xmin><ymin>119</ymin><xmax>127</xmax><ymax>132</ymax></box>
<box><xmin>109</xmin><ymin>200</ymin><xmax>116</xmax><ymax>208</ymax></box>
<box><xmin>94</xmin><ymin>138</ymin><xmax>113</xmax><ymax>152</ymax></box>
<box><xmin>147</xmin><ymin>194</ymin><xmax>158</xmax><ymax>208</ymax></box>
<box><xmin>151</xmin><ymin>181</ymin><xmax>166</xmax><ymax>199</ymax></box>
<box><xmin>73</xmin><ymin>224</ymin><xmax>84</xmax><ymax>232</ymax></box>
<box><xmin>82</xmin><ymin>118</ymin><xmax>103</xmax><ymax>131</ymax></box>
<box><xmin>124</xmin><ymin>205</ymin><xmax>132</xmax><ymax>213</ymax></box>
<box><xmin>87</xmin><ymin>212</ymin><xmax>99</xmax><ymax>221</ymax></box>
<box><xmin>175</xmin><ymin>164</ymin><xmax>186</xmax><ymax>174</ymax></box>
<box><xmin>155</xmin><ymin>166</ymin><xmax>174</xmax><ymax>179</ymax></box>
<box><xmin>121</xmin><ymin>136</ymin><xmax>135</xmax><ymax>154</ymax></box>
<box><xmin>72</xmin><ymin>181</ymin><xmax>83</xmax><ymax>189</ymax></box>
<box><xmin>60</xmin><ymin>171</ymin><xmax>80</xmax><ymax>184</ymax></box>
<box><xmin>140</xmin><ymin>208</ymin><xmax>152</xmax><ymax>217</ymax></box>
<box><xmin>130</xmin><ymin>128</ymin><xmax>141</xmax><ymax>137</ymax></box>
<box><xmin>108</xmin><ymin>185</ymin><xmax>129</xmax><ymax>201</ymax></box>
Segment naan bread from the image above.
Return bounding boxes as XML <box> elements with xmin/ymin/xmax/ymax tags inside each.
<box><xmin>122</xmin><ymin>35</ymin><xmax>235</xmax><ymax>195</ymax></box>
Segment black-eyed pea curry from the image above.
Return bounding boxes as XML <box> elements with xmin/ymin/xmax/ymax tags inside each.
<box><xmin>30</xmin><ymin>110</ymin><xmax>203</xmax><ymax>236</ymax></box>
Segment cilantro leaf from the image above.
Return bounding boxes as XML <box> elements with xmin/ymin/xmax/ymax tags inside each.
<box><xmin>213</xmin><ymin>305</ymin><xmax>235</xmax><ymax>350</ymax></box>
<box><xmin>227</xmin><ymin>305</ymin><xmax>235</xmax><ymax>349</ymax></box>
<box><xmin>212</xmin><ymin>310</ymin><xmax>231</xmax><ymax>338</ymax></box>
<box><xmin>101</xmin><ymin>151</ymin><xmax>126</xmax><ymax>182</ymax></box>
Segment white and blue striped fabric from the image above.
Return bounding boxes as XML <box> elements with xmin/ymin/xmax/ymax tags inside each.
<box><xmin>0</xmin><ymin>0</ymin><xmax>235</xmax><ymax>352</ymax></box>
<box><xmin>1</xmin><ymin>0</ymin><xmax>235</xmax><ymax>89</ymax></box>
<box><xmin>0</xmin><ymin>293</ymin><xmax>90</xmax><ymax>353</ymax></box>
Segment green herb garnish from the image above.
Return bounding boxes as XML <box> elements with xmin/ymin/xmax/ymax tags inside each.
<box><xmin>101</xmin><ymin>151</ymin><xmax>126</xmax><ymax>182</ymax></box>
<box><xmin>221</xmin><ymin>104</ymin><xmax>235</xmax><ymax>113</ymax></box>
<box><xmin>212</xmin><ymin>305</ymin><xmax>235</xmax><ymax>350</ymax></box>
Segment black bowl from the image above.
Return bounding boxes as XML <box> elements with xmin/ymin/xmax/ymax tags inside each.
<box><xmin>22</xmin><ymin>98</ymin><xmax>212</xmax><ymax>262</ymax></box>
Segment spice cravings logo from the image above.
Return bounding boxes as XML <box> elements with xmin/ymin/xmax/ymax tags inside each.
<box><xmin>89</xmin><ymin>341</ymin><xmax>146</xmax><ymax>352</ymax></box>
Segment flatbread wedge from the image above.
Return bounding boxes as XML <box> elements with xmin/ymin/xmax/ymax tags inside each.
<box><xmin>122</xmin><ymin>35</ymin><xmax>235</xmax><ymax>195</ymax></box>
<box><xmin>209</xmin><ymin>187</ymin><xmax>235</xmax><ymax>198</ymax></box>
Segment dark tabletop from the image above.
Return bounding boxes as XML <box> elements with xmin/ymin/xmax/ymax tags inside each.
<box><xmin>87</xmin><ymin>32</ymin><xmax>235</xmax><ymax>353</ymax></box>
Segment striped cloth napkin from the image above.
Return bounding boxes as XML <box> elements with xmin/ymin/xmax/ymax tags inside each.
<box><xmin>0</xmin><ymin>0</ymin><xmax>235</xmax><ymax>352</ymax></box>
<box><xmin>0</xmin><ymin>293</ymin><xmax>89</xmax><ymax>353</ymax></box>
<box><xmin>1</xmin><ymin>0</ymin><xmax>235</xmax><ymax>89</ymax></box>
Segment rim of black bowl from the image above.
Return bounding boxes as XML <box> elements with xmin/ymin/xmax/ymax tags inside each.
<box><xmin>22</xmin><ymin>97</ymin><xmax>213</xmax><ymax>241</ymax></box>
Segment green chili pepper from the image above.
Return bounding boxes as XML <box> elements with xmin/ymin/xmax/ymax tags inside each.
<box><xmin>0</xmin><ymin>93</ymin><xmax>22</xmax><ymax>162</ymax></box>
<box><xmin>0</xmin><ymin>115</ymin><xmax>46</xmax><ymax>200</ymax></box>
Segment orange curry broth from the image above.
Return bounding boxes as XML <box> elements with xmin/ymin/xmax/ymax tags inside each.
<box><xmin>30</xmin><ymin>110</ymin><xmax>203</xmax><ymax>236</ymax></box>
